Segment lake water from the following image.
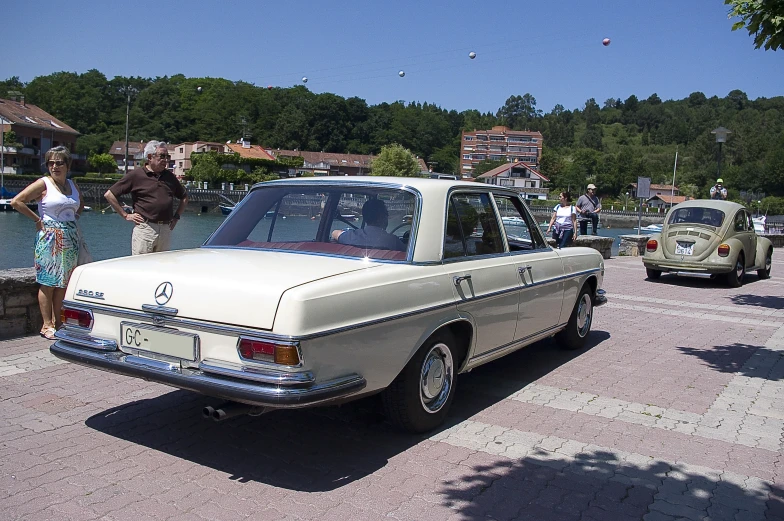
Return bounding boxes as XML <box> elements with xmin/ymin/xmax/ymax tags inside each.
<box><xmin>0</xmin><ymin>210</ymin><xmax>643</xmax><ymax>270</ymax></box>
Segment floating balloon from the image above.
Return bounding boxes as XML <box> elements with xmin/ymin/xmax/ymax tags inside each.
<box><xmin>267</xmin><ymin>85</ymin><xmax>273</xmax><ymax>90</ymax></box>
<box><xmin>602</xmin><ymin>37</ymin><xmax>611</xmax><ymax>46</ymax></box>
<box><xmin>398</xmin><ymin>70</ymin><xmax>405</xmax><ymax>77</ymax></box>
<box><xmin>302</xmin><ymin>76</ymin><xmax>308</xmax><ymax>83</ymax></box>
<box><xmin>197</xmin><ymin>86</ymin><xmax>202</xmax><ymax>92</ymax></box>
<box><xmin>468</xmin><ymin>51</ymin><xmax>476</xmax><ymax>59</ymax></box>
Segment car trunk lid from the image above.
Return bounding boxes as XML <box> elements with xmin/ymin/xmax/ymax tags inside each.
<box><xmin>662</xmin><ymin>226</ymin><xmax>721</xmax><ymax>261</ymax></box>
<box><xmin>71</xmin><ymin>248</ymin><xmax>377</xmax><ymax>330</ymax></box>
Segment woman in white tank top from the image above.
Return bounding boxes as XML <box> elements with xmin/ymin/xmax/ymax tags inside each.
<box><xmin>545</xmin><ymin>191</ymin><xmax>578</xmax><ymax>249</ymax></box>
<box><xmin>10</xmin><ymin>146</ymin><xmax>84</xmax><ymax>339</ymax></box>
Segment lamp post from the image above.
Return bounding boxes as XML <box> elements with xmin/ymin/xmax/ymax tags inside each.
<box><xmin>121</xmin><ymin>86</ymin><xmax>138</xmax><ymax>176</ymax></box>
<box><xmin>624</xmin><ymin>191</ymin><xmax>629</xmax><ymax>212</ymax></box>
<box><xmin>711</xmin><ymin>126</ymin><xmax>732</xmax><ymax>178</ymax></box>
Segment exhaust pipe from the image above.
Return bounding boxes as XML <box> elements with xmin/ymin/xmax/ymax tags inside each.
<box><xmin>203</xmin><ymin>401</ymin><xmax>267</xmax><ymax>422</ymax></box>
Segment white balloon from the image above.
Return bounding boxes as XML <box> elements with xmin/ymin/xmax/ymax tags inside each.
<box><xmin>197</xmin><ymin>86</ymin><xmax>202</xmax><ymax>92</ymax></box>
<box><xmin>398</xmin><ymin>70</ymin><xmax>405</xmax><ymax>77</ymax></box>
<box><xmin>469</xmin><ymin>51</ymin><xmax>476</xmax><ymax>59</ymax></box>
<box><xmin>302</xmin><ymin>76</ymin><xmax>308</xmax><ymax>83</ymax></box>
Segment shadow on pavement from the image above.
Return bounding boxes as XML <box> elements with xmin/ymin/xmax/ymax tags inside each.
<box><xmin>436</xmin><ymin>447</ymin><xmax>782</xmax><ymax>520</ymax></box>
<box><xmin>84</xmin><ymin>331</ymin><xmax>607</xmax><ymax>492</ymax></box>
<box><xmin>729</xmin><ymin>294</ymin><xmax>784</xmax><ymax>310</ymax></box>
<box><xmin>676</xmin><ymin>342</ymin><xmax>783</xmax><ymax>380</ymax></box>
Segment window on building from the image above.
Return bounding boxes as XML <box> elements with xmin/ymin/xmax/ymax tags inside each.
<box><xmin>463</xmin><ymin>154</ymin><xmax>471</xmax><ymax>160</ymax></box>
<box><xmin>179</xmin><ymin>161</ymin><xmax>183</xmax><ymax>167</ymax></box>
<box><xmin>464</xmin><ymin>136</ymin><xmax>474</xmax><ymax>141</ymax></box>
<box><xmin>180</xmin><ymin>147</ymin><xmax>184</xmax><ymax>153</ymax></box>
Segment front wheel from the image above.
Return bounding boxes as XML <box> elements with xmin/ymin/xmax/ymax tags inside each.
<box><xmin>555</xmin><ymin>285</ymin><xmax>593</xmax><ymax>350</ymax></box>
<box><xmin>758</xmin><ymin>250</ymin><xmax>772</xmax><ymax>279</ymax></box>
<box><xmin>726</xmin><ymin>253</ymin><xmax>745</xmax><ymax>288</ymax></box>
<box><xmin>382</xmin><ymin>330</ymin><xmax>459</xmax><ymax>433</ymax></box>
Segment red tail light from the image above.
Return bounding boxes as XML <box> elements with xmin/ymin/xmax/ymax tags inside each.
<box><xmin>238</xmin><ymin>338</ymin><xmax>300</xmax><ymax>366</ymax></box>
<box><xmin>62</xmin><ymin>307</ymin><xmax>93</xmax><ymax>329</ymax></box>
<box><xmin>646</xmin><ymin>239</ymin><xmax>658</xmax><ymax>252</ymax></box>
<box><xmin>717</xmin><ymin>244</ymin><xmax>730</xmax><ymax>257</ymax></box>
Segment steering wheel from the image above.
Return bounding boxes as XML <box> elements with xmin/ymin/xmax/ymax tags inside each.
<box><xmin>390</xmin><ymin>222</ymin><xmax>411</xmax><ymax>235</ymax></box>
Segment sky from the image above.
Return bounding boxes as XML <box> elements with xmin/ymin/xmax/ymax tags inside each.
<box><xmin>2</xmin><ymin>1</ymin><xmax>782</xmax><ymax>115</ymax></box>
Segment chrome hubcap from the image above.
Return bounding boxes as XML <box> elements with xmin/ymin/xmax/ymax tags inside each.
<box><xmin>767</xmin><ymin>255</ymin><xmax>772</xmax><ymax>271</ymax></box>
<box><xmin>420</xmin><ymin>343</ymin><xmax>454</xmax><ymax>414</ymax></box>
<box><xmin>736</xmin><ymin>259</ymin><xmax>744</xmax><ymax>280</ymax></box>
<box><xmin>576</xmin><ymin>294</ymin><xmax>592</xmax><ymax>338</ymax></box>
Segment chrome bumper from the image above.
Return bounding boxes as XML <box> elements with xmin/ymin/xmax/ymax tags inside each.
<box><xmin>51</xmin><ymin>335</ymin><xmax>366</xmax><ymax>408</ymax></box>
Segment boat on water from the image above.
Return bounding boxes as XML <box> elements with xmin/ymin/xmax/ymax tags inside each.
<box><xmin>753</xmin><ymin>216</ymin><xmax>766</xmax><ymax>234</ymax></box>
<box><xmin>219</xmin><ymin>204</ymin><xmax>234</xmax><ymax>216</ymax></box>
<box><xmin>502</xmin><ymin>216</ymin><xmax>526</xmax><ymax>226</ymax></box>
<box><xmin>637</xmin><ymin>224</ymin><xmax>663</xmax><ymax>233</ymax></box>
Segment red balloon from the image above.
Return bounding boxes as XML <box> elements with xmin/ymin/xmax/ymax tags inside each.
<box><xmin>602</xmin><ymin>38</ymin><xmax>611</xmax><ymax>46</ymax></box>
<box><xmin>267</xmin><ymin>85</ymin><xmax>273</xmax><ymax>90</ymax></box>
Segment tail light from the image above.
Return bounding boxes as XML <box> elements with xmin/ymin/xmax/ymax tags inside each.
<box><xmin>717</xmin><ymin>244</ymin><xmax>730</xmax><ymax>257</ymax></box>
<box><xmin>646</xmin><ymin>239</ymin><xmax>658</xmax><ymax>252</ymax></box>
<box><xmin>62</xmin><ymin>306</ymin><xmax>93</xmax><ymax>329</ymax></box>
<box><xmin>238</xmin><ymin>337</ymin><xmax>300</xmax><ymax>366</ymax></box>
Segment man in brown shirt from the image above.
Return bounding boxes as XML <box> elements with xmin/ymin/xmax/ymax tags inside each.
<box><xmin>104</xmin><ymin>141</ymin><xmax>189</xmax><ymax>255</ymax></box>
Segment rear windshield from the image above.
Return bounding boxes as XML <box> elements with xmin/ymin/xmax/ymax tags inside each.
<box><xmin>205</xmin><ymin>185</ymin><xmax>417</xmax><ymax>261</ymax></box>
<box><xmin>667</xmin><ymin>207</ymin><xmax>725</xmax><ymax>227</ymax></box>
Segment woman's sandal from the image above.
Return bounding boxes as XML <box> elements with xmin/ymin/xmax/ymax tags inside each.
<box><xmin>40</xmin><ymin>327</ymin><xmax>57</xmax><ymax>340</ymax></box>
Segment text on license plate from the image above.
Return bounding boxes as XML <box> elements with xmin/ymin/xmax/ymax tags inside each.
<box><xmin>675</xmin><ymin>242</ymin><xmax>694</xmax><ymax>255</ymax></box>
<box><xmin>120</xmin><ymin>322</ymin><xmax>198</xmax><ymax>361</ymax></box>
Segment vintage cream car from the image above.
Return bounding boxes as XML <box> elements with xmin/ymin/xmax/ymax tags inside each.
<box><xmin>642</xmin><ymin>199</ymin><xmax>773</xmax><ymax>287</ymax></box>
<box><xmin>52</xmin><ymin>177</ymin><xmax>606</xmax><ymax>432</ymax></box>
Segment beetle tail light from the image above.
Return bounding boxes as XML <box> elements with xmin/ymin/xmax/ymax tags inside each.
<box><xmin>717</xmin><ymin>244</ymin><xmax>730</xmax><ymax>257</ymax></box>
<box><xmin>646</xmin><ymin>239</ymin><xmax>658</xmax><ymax>252</ymax></box>
<box><xmin>238</xmin><ymin>338</ymin><xmax>300</xmax><ymax>366</ymax></box>
<box><xmin>62</xmin><ymin>307</ymin><xmax>94</xmax><ymax>329</ymax></box>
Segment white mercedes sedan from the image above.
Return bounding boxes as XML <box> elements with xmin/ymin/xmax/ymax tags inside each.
<box><xmin>52</xmin><ymin>177</ymin><xmax>606</xmax><ymax>432</ymax></box>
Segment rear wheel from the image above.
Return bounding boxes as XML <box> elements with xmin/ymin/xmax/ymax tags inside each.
<box><xmin>726</xmin><ymin>253</ymin><xmax>745</xmax><ymax>288</ymax></box>
<box><xmin>556</xmin><ymin>285</ymin><xmax>593</xmax><ymax>350</ymax></box>
<box><xmin>646</xmin><ymin>268</ymin><xmax>662</xmax><ymax>280</ymax></box>
<box><xmin>758</xmin><ymin>250</ymin><xmax>772</xmax><ymax>279</ymax></box>
<box><xmin>382</xmin><ymin>330</ymin><xmax>459</xmax><ymax>433</ymax></box>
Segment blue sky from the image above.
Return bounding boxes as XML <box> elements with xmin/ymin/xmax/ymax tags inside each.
<box><xmin>3</xmin><ymin>1</ymin><xmax>781</xmax><ymax>114</ymax></box>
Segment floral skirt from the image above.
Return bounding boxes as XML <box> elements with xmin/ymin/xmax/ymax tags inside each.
<box><xmin>35</xmin><ymin>220</ymin><xmax>79</xmax><ymax>288</ymax></box>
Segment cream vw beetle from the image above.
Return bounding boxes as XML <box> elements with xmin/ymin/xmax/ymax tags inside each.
<box><xmin>642</xmin><ymin>200</ymin><xmax>773</xmax><ymax>287</ymax></box>
<box><xmin>52</xmin><ymin>177</ymin><xmax>606</xmax><ymax>432</ymax></box>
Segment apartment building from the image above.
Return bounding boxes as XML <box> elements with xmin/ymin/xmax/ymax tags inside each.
<box><xmin>0</xmin><ymin>97</ymin><xmax>81</xmax><ymax>174</ymax></box>
<box><xmin>267</xmin><ymin>149</ymin><xmax>374</xmax><ymax>177</ymax></box>
<box><xmin>460</xmin><ymin>126</ymin><xmax>543</xmax><ymax>176</ymax></box>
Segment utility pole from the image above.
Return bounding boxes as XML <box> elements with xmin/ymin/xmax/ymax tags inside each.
<box><xmin>124</xmin><ymin>89</ymin><xmax>131</xmax><ymax>175</ymax></box>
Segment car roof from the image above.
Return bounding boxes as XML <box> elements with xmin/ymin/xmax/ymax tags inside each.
<box><xmin>672</xmin><ymin>199</ymin><xmax>746</xmax><ymax>212</ymax></box>
<box><xmin>256</xmin><ymin>175</ymin><xmax>505</xmax><ymax>196</ymax></box>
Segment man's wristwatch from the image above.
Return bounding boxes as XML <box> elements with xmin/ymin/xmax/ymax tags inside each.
<box><xmin>173</xmin><ymin>214</ymin><xmax>181</xmax><ymax>220</ymax></box>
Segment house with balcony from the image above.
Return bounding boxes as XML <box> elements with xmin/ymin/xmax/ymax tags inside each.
<box><xmin>476</xmin><ymin>162</ymin><xmax>549</xmax><ymax>200</ymax></box>
<box><xmin>0</xmin><ymin>96</ymin><xmax>81</xmax><ymax>174</ymax></box>
<box><xmin>627</xmin><ymin>183</ymin><xmax>680</xmax><ymax>199</ymax></box>
<box><xmin>267</xmin><ymin>148</ymin><xmax>374</xmax><ymax>177</ymax></box>
<box><xmin>171</xmin><ymin>141</ymin><xmax>225</xmax><ymax>179</ymax></box>
<box><xmin>460</xmin><ymin>126</ymin><xmax>542</xmax><ymax>176</ymax></box>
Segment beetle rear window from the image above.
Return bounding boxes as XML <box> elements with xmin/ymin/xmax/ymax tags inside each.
<box><xmin>667</xmin><ymin>207</ymin><xmax>725</xmax><ymax>227</ymax></box>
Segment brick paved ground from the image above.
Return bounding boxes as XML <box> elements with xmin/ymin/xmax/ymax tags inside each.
<box><xmin>2</xmin><ymin>255</ymin><xmax>784</xmax><ymax>521</ymax></box>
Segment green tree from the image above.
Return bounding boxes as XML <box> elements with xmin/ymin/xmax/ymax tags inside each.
<box><xmin>88</xmin><ymin>152</ymin><xmax>118</xmax><ymax>174</ymax></box>
<box><xmin>726</xmin><ymin>0</ymin><xmax>784</xmax><ymax>50</ymax></box>
<box><xmin>370</xmin><ymin>143</ymin><xmax>420</xmax><ymax>177</ymax></box>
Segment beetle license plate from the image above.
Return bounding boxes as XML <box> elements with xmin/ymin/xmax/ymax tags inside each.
<box><xmin>675</xmin><ymin>242</ymin><xmax>694</xmax><ymax>255</ymax></box>
<box><xmin>120</xmin><ymin>322</ymin><xmax>198</xmax><ymax>361</ymax></box>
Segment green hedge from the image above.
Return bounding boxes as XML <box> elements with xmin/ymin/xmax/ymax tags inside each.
<box><xmin>1</xmin><ymin>174</ymin><xmax>121</xmax><ymax>184</ymax></box>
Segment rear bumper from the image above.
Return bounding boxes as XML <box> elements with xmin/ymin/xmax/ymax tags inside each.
<box><xmin>642</xmin><ymin>259</ymin><xmax>733</xmax><ymax>274</ymax></box>
<box><xmin>51</xmin><ymin>337</ymin><xmax>366</xmax><ymax>409</ymax></box>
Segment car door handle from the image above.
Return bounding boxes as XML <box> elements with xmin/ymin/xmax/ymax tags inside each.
<box><xmin>518</xmin><ymin>265</ymin><xmax>533</xmax><ymax>284</ymax></box>
<box><xmin>453</xmin><ymin>275</ymin><xmax>472</xmax><ymax>286</ymax></box>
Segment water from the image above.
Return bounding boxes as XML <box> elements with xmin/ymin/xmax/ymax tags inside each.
<box><xmin>0</xmin><ymin>211</ymin><xmax>643</xmax><ymax>270</ymax></box>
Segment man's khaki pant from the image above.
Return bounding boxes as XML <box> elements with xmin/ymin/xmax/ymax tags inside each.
<box><xmin>132</xmin><ymin>222</ymin><xmax>172</xmax><ymax>255</ymax></box>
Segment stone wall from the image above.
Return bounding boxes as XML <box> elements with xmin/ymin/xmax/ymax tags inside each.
<box><xmin>0</xmin><ymin>268</ymin><xmax>42</xmax><ymax>339</ymax></box>
<box><xmin>545</xmin><ymin>236</ymin><xmax>614</xmax><ymax>259</ymax></box>
<box><xmin>618</xmin><ymin>235</ymin><xmax>650</xmax><ymax>257</ymax></box>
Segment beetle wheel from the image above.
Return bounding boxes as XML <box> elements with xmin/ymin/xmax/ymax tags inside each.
<box><xmin>382</xmin><ymin>330</ymin><xmax>459</xmax><ymax>433</ymax></box>
<box><xmin>758</xmin><ymin>250</ymin><xmax>772</xmax><ymax>279</ymax></box>
<box><xmin>726</xmin><ymin>253</ymin><xmax>745</xmax><ymax>288</ymax></box>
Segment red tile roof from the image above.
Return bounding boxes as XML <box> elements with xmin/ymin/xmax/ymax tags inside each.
<box><xmin>0</xmin><ymin>98</ymin><xmax>79</xmax><ymax>135</ymax></box>
<box><xmin>226</xmin><ymin>143</ymin><xmax>276</xmax><ymax>161</ymax></box>
<box><xmin>649</xmin><ymin>195</ymin><xmax>690</xmax><ymax>204</ymax></box>
<box><xmin>477</xmin><ymin>163</ymin><xmax>549</xmax><ymax>182</ymax></box>
<box><xmin>269</xmin><ymin>149</ymin><xmax>374</xmax><ymax>167</ymax></box>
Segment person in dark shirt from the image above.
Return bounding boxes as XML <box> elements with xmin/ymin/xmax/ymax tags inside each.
<box><xmin>331</xmin><ymin>199</ymin><xmax>405</xmax><ymax>251</ymax></box>
<box><xmin>104</xmin><ymin>141</ymin><xmax>189</xmax><ymax>255</ymax></box>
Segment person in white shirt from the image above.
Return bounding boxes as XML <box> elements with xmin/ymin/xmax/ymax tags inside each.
<box><xmin>710</xmin><ymin>178</ymin><xmax>728</xmax><ymax>200</ymax></box>
<box><xmin>546</xmin><ymin>191</ymin><xmax>578</xmax><ymax>249</ymax></box>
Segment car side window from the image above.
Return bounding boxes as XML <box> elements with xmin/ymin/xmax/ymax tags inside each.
<box><xmin>747</xmin><ymin>212</ymin><xmax>754</xmax><ymax>231</ymax></box>
<box><xmin>734</xmin><ymin>211</ymin><xmax>746</xmax><ymax>232</ymax></box>
<box><xmin>493</xmin><ymin>195</ymin><xmax>547</xmax><ymax>250</ymax></box>
<box><xmin>444</xmin><ymin>193</ymin><xmax>503</xmax><ymax>259</ymax></box>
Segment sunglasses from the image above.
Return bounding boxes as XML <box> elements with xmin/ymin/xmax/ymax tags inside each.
<box><xmin>153</xmin><ymin>154</ymin><xmax>171</xmax><ymax>159</ymax></box>
<box><xmin>48</xmin><ymin>160</ymin><xmax>66</xmax><ymax>167</ymax></box>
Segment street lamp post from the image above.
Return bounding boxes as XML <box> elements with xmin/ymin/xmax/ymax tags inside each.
<box><xmin>711</xmin><ymin>126</ymin><xmax>732</xmax><ymax>178</ymax></box>
<box><xmin>121</xmin><ymin>86</ymin><xmax>138</xmax><ymax>176</ymax></box>
<box><xmin>624</xmin><ymin>191</ymin><xmax>629</xmax><ymax>212</ymax></box>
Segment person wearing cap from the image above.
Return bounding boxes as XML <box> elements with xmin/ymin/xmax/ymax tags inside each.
<box><xmin>576</xmin><ymin>184</ymin><xmax>602</xmax><ymax>235</ymax></box>
<box><xmin>710</xmin><ymin>179</ymin><xmax>728</xmax><ymax>200</ymax></box>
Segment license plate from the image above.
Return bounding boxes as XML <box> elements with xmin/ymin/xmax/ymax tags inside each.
<box><xmin>120</xmin><ymin>322</ymin><xmax>199</xmax><ymax>361</ymax></box>
<box><xmin>675</xmin><ymin>242</ymin><xmax>694</xmax><ymax>255</ymax></box>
